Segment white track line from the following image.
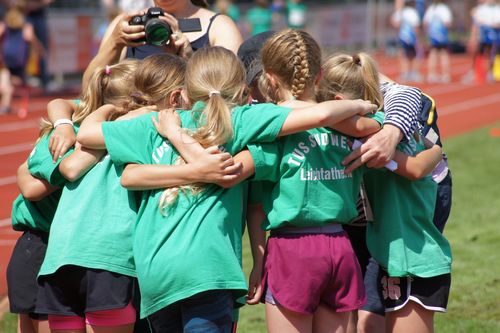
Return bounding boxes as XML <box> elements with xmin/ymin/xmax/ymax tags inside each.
<box><xmin>439</xmin><ymin>93</ymin><xmax>500</xmax><ymax>116</ymax></box>
<box><xmin>0</xmin><ymin>218</ymin><xmax>11</xmax><ymax>227</ymax></box>
<box><xmin>0</xmin><ymin>142</ymin><xmax>33</xmax><ymax>156</ymax></box>
<box><xmin>0</xmin><ymin>176</ymin><xmax>16</xmax><ymax>187</ymax></box>
<box><xmin>0</xmin><ymin>119</ymin><xmax>39</xmax><ymax>133</ymax></box>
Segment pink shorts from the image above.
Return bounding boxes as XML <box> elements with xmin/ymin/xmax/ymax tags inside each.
<box><xmin>262</xmin><ymin>229</ymin><xmax>366</xmax><ymax>315</ymax></box>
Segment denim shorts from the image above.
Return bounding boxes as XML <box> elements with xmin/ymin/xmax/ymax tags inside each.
<box><xmin>147</xmin><ymin>290</ymin><xmax>233</xmax><ymax>333</ymax></box>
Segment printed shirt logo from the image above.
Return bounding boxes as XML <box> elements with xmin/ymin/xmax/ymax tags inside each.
<box><xmin>287</xmin><ymin>132</ymin><xmax>352</xmax><ymax>181</ymax></box>
<box><xmin>152</xmin><ymin>140</ymin><xmax>172</xmax><ymax>164</ymax></box>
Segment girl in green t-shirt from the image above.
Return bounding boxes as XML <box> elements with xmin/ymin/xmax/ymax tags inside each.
<box><xmin>244</xmin><ymin>29</ymin><xmax>386</xmax><ymax>333</ymax></box>
<box><xmin>77</xmin><ymin>46</ymin><xmax>377</xmax><ymax>332</ymax></box>
<box><xmin>34</xmin><ymin>59</ymin><xmax>147</xmax><ymax>332</ymax></box>
<box><xmin>321</xmin><ymin>52</ymin><xmax>450</xmax><ymax>333</ymax></box>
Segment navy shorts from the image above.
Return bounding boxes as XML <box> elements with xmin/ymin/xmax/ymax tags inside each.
<box><xmin>147</xmin><ymin>290</ymin><xmax>234</xmax><ymax>333</ymax></box>
<box><xmin>361</xmin><ymin>258</ymin><xmax>385</xmax><ymax>316</ymax></box>
<box><xmin>36</xmin><ymin>265</ymin><xmax>134</xmax><ymax>317</ymax></box>
<box><xmin>433</xmin><ymin>170</ymin><xmax>452</xmax><ymax>233</ymax></box>
<box><xmin>400</xmin><ymin>40</ymin><xmax>417</xmax><ymax>59</ymax></box>
<box><xmin>7</xmin><ymin>229</ymin><xmax>49</xmax><ymax>319</ymax></box>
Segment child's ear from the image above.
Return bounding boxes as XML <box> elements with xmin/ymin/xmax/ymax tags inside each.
<box><xmin>315</xmin><ymin>70</ymin><xmax>323</xmax><ymax>85</ymax></box>
<box><xmin>334</xmin><ymin>94</ymin><xmax>345</xmax><ymax>100</ymax></box>
<box><xmin>169</xmin><ymin>89</ymin><xmax>183</xmax><ymax>108</ymax></box>
<box><xmin>265</xmin><ymin>71</ymin><xmax>278</xmax><ymax>89</ymax></box>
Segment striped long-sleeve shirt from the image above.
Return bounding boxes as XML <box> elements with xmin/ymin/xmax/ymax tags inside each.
<box><xmin>380</xmin><ymin>82</ymin><xmax>421</xmax><ymax>141</ymax></box>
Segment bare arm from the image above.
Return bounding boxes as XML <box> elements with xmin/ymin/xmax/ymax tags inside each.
<box><xmin>393</xmin><ymin>143</ymin><xmax>442</xmax><ymax>181</ymax></box>
<box><xmin>333</xmin><ymin>116</ymin><xmax>382</xmax><ymax>138</ymax></box>
<box><xmin>58</xmin><ymin>143</ymin><xmax>105</xmax><ymax>182</ymax></box>
<box><xmin>279</xmin><ymin>99</ymin><xmax>377</xmax><ymax>137</ymax></box>
<box><xmin>120</xmin><ymin>146</ymin><xmax>242</xmax><ymax>190</ymax></box>
<box><xmin>17</xmin><ymin>161</ymin><xmax>58</xmax><ymax>201</ymax></box>
<box><xmin>210</xmin><ymin>14</ymin><xmax>243</xmax><ymax>54</ymax></box>
<box><xmin>47</xmin><ymin>99</ymin><xmax>78</xmax><ymax>161</ymax></box>
<box><xmin>82</xmin><ymin>12</ymin><xmax>146</xmax><ymax>91</ymax></box>
<box><xmin>77</xmin><ymin>104</ymin><xmax>116</xmax><ymax>149</ymax></box>
<box><xmin>246</xmin><ymin>203</ymin><xmax>266</xmax><ymax>305</ymax></box>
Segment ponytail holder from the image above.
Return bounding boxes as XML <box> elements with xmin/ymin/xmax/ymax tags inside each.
<box><xmin>209</xmin><ymin>90</ymin><xmax>221</xmax><ymax>97</ymax></box>
<box><xmin>105</xmin><ymin>65</ymin><xmax>112</xmax><ymax>75</ymax></box>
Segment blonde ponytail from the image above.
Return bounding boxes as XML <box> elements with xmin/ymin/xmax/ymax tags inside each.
<box><xmin>157</xmin><ymin>47</ymin><xmax>246</xmax><ymax>213</ymax></box>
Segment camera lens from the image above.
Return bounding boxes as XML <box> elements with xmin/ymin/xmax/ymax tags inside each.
<box><xmin>145</xmin><ymin>19</ymin><xmax>172</xmax><ymax>46</ymax></box>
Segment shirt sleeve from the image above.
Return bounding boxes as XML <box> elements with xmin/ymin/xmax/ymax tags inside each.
<box><xmin>232</xmin><ymin>103</ymin><xmax>291</xmax><ymax>150</ymax></box>
<box><xmin>28</xmin><ymin>132</ymin><xmax>73</xmax><ymax>186</ymax></box>
<box><xmin>380</xmin><ymin>82</ymin><xmax>421</xmax><ymax>142</ymax></box>
<box><xmin>102</xmin><ymin>113</ymin><xmax>156</xmax><ymax>165</ymax></box>
<box><xmin>247</xmin><ymin>142</ymin><xmax>282</xmax><ymax>182</ymax></box>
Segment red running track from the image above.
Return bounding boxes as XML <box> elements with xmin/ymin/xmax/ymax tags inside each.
<box><xmin>0</xmin><ymin>54</ymin><xmax>499</xmax><ymax>298</ymax></box>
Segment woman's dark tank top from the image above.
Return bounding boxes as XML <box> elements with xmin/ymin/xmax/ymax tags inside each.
<box><xmin>125</xmin><ymin>13</ymin><xmax>220</xmax><ymax>60</ymax></box>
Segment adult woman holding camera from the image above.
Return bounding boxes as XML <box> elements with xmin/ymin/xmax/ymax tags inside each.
<box><xmin>83</xmin><ymin>0</ymin><xmax>242</xmax><ymax>89</ymax></box>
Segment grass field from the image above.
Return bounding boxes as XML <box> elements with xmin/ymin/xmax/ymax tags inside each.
<box><xmin>2</xmin><ymin>124</ymin><xmax>500</xmax><ymax>332</ymax></box>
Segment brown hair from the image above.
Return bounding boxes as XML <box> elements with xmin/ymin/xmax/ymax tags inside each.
<box><xmin>126</xmin><ymin>54</ymin><xmax>186</xmax><ymax>111</ymax></box>
<box><xmin>5</xmin><ymin>6</ymin><xmax>25</xmax><ymax>29</ymax></box>
<box><xmin>258</xmin><ymin>29</ymin><xmax>321</xmax><ymax>103</ymax></box>
<box><xmin>191</xmin><ymin>0</ymin><xmax>208</xmax><ymax>8</ymax></box>
<box><xmin>318</xmin><ymin>52</ymin><xmax>383</xmax><ymax>109</ymax></box>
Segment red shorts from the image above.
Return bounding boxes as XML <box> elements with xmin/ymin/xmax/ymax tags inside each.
<box><xmin>262</xmin><ymin>228</ymin><xmax>366</xmax><ymax>315</ymax></box>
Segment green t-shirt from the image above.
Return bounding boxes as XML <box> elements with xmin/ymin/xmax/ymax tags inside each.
<box><xmin>102</xmin><ymin>102</ymin><xmax>290</xmax><ymax>318</ymax></box>
<box><xmin>11</xmin><ymin>129</ymin><xmax>73</xmax><ymax>233</ymax></box>
<box><xmin>364</xmin><ymin>136</ymin><xmax>452</xmax><ymax>278</ymax></box>
<box><xmin>246</xmin><ymin>7</ymin><xmax>273</xmax><ymax>35</ymax></box>
<box><xmin>38</xmin><ymin>154</ymin><xmax>138</xmax><ymax>278</ymax></box>
<box><xmin>247</xmin><ymin>112</ymin><xmax>384</xmax><ymax>230</ymax></box>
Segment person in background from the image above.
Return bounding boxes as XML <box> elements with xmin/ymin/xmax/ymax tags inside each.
<box><xmin>101</xmin><ymin>0</ymin><xmax>154</xmax><ymax>13</ymax></box>
<box><xmin>0</xmin><ymin>3</ymin><xmax>44</xmax><ymax>114</ymax></box>
<box><xmin>423</xmin><ymin>0</ymin><xmax>453</xmax><ymax>83</ymax></box>
<box><xmin>285</xmin><ymin>0</ymin><xmax>306</xmax><ymax>29</ymax></box>
<box><xmin>391</xmin><ymin>0</ymin><xmax>422</xmax><ymax>83</ymax></box>
<box><xmin>213</xmin><ymin>0</ymin><xmax>240</xmax><ymax>23</ymax></box>
<box><xmin>84</xmin><ymin>0</ymin><xmax>242</xmax><ymax>90</ymax></box>
<box><xmin>24</xmin><ymin>0</ymin><xmax>52</xmax><ymax>89</ymax></box>
<box><xmin>246</xmin><ymin>0</ymin><xmax>273</xmax><ymax>36</ymax></box>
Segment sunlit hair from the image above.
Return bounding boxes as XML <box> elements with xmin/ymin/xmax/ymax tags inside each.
<box><xmin>258</xmin><ymin>29</ymin><xmax>321</xmax><ymax>103</ymax></box>
<box><xmin>39</xmin><ymin>59</ymin><xmax>139</xmax><ymax>138</ymax></box>
<box><xmin>317</xmin><ymin>52</ymin><xmax>383</xmax><ymax>109</ymax></box>
<box><xmin>158</xmin><ymin>46</ymin><xmax>247</xmax><ymax>214</ymax></box>
<box><xmin>126</xmin><ymin>54</ymin><xmax>186</xmax><ymax>111</ymax></box>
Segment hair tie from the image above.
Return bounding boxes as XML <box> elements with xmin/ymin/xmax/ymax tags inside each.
<box><xmin>105</xmin><ymin>65</ymin><xmax>112</xmax><ymax>75</ymax></box>
<box><xmin>209</xmin><ymin>90</ymin><xmax>221</xmax><ymax>97</ymax></box>
<box><xmin>352</xmin><ymin>54</ymin><xmax>361</xmax><ymax>66</ymax></box>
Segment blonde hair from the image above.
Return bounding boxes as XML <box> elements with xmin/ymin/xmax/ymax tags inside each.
<box><xmin>318</xmin><ymin>52</ymin><xmax>383</xmax><ymax>109</ymax></box>
<box><xmin>5</xmin><ymin>6</ymin><xmax>25</xmax><ymax>29</ymax></box>
<box><xmin>39</xmin><ymin>60</ymin><xmax>139</xmax><ymax>138</ymax></box>
<box><xmin>258</xmin><ymin>29</ymin><xmax>321</xmax><ymax>103</ymax></box>
<box><xmin>127</xmin><ymin>54</ymin><xmax>186</xmax><ymax>110</ymax></box>
<box><xmin>158</xmin><ymin>46</ymin><xmax>247</xmax><ymax>214</ymax></box>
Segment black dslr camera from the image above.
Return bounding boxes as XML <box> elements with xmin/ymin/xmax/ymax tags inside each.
<box><xmin>129</xmin><ymin>7</ymin><xmax>172</xmax><ymax>46</ymax></box>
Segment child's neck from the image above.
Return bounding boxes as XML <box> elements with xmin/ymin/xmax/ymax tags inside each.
<box><xmin>279</xmin><ymin>88</ymin><xmax>317</xmax><ymax>106</ymax></box>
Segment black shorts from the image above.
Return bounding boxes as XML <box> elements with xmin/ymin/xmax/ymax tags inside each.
<box><xmin>7</xmin><ymin>229</ymin><xmax>49</xmax><ymax>319</ymax></box>
<box><xmin>344</xmin><ymin>224</ymin><xmax>370</xmax><ymax>277</ymax></box>
<box><xmin>379</xmin><ymin>268</ymin><xmax>451</xmax><ymax>313</ymax></box>
<box><xmin>36</xmin><ymin>265</ymin><xmax>134</xmax><ymax>317</ymax></box>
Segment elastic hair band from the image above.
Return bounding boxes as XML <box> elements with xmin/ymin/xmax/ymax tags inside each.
<box><xmin>105</xmin><ymin>65</ymin><xmax>112</xmax><ymax>75</ymax></box>
<box><xmin>209</xmin><ymin>90</ymin><xmax>221</xmax><ymax>97</ymax></box>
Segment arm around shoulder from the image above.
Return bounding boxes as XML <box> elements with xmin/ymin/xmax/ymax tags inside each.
<box><xmin>17</xmin><ymin>162</ymin><xmax>58</xmax><ymax>201</ymax></box>
<box><xmin>393</xmin><ymin>143</ymin><xmax>442</xmax><ymax>181</ymax></box>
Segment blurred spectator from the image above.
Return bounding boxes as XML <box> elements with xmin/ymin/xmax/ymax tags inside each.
<box><xmin>246</xmin><ymin>0</ymin><xmax>273</xmax><ymax>36</ymax></box>
<box><xmin>423</xmin><ymin>0</ymin><xmax>453</xmax><ymax>83</ymax></box>
<box><xmin>101</xmin><ymin>0</ymin><xmax>154</xmax><ymax>13</ymax></box>
<box><xmin>391</xmin><ymin>0</ymin><xmax>422</xmax><ymax>82</ymax></box>
<box><xmin>285</xmin><ymin>0</ymin><xmax>306</xmax><ymax>29</ymax></box>
<box><xmin>213</xmin><ymin>0</ymin><xmax>240</xmax><ymax>23</ymax></box>
<box><xmin>472</xmin><ymin>0</ymin><xmax>500</xmax><ymax>82</ymax></box>
<box><xmin>24</xmin><ymin>0</ymin><xmax>52</xmax><ymax>89</ymax></box>
<box><xmin>0</xmin><ymin>4</ymin><xmax>44</xmax><ymax>114</ymax></box>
